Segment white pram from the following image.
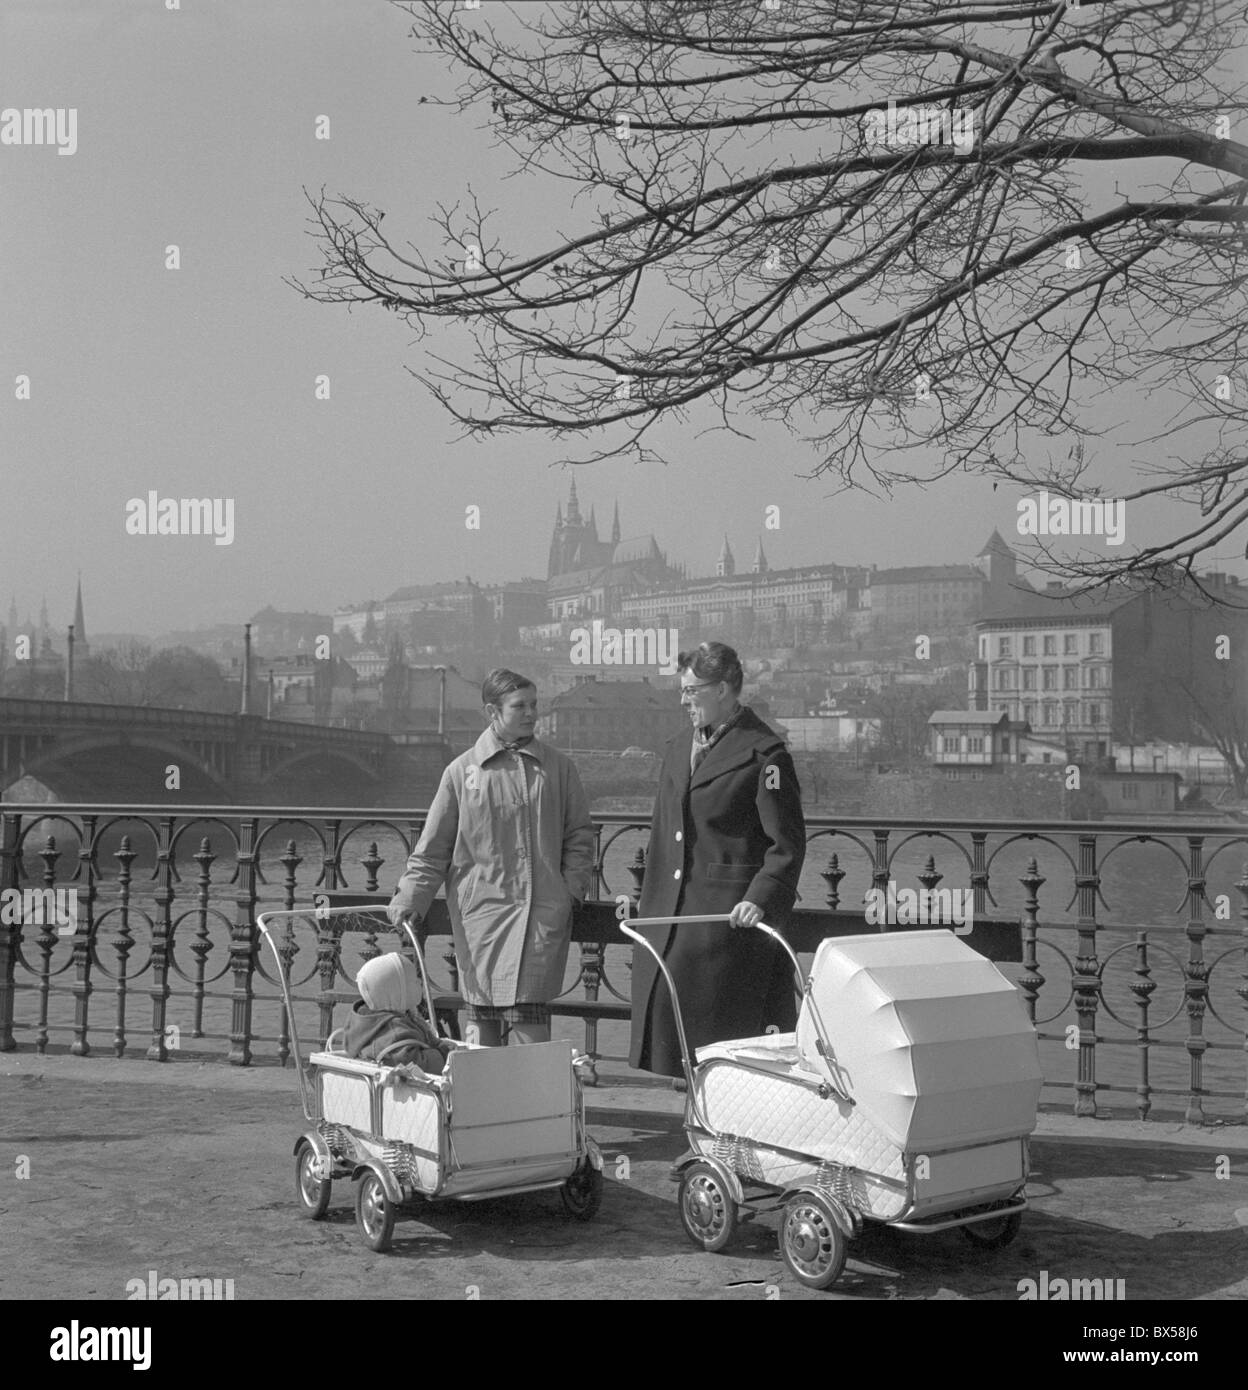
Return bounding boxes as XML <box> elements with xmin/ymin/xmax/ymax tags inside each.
<box><xmin>258</xmin><ymin>907</ymin><xmax>603</xmax><ymax>1253</ymax></box>
<box><xmin>623</xmin><ymin>916</ymin><xmax>1042</xmax><ymax>1290</ymax></box>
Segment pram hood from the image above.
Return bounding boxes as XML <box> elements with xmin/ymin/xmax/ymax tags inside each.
<box><xmin>795</xmin><ymin>930</ymin><xmax>1042</xmax><ymax>1153</ymax></box>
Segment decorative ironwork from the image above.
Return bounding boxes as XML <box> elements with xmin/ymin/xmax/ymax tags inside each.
<box><xmin>1</xmin><ymin>804</ymin><xmax>1245</xmax><ymax>1122</ymax></box>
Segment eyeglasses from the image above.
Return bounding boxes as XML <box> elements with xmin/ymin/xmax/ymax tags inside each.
<box><xmin>679</xmin><ymin>682</ymin><xmax>720</xmax><ymax>701</ymax></box>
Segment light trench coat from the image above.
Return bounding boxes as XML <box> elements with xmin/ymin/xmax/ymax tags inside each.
<box><xmin>388</xmin><ymin>729</ymin><xmax>596</xmax><ymax>1008</ymax></box>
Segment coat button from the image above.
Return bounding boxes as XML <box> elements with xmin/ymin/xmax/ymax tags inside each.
<box><xmin>673</xmin><ymin>869</ymin><xmax>681</xmax><ymax>880</ymax></box>
<box><xmin>675</xmin><ymin>831</ymin><xmax>682</xmax><ymax>842</ymax></box>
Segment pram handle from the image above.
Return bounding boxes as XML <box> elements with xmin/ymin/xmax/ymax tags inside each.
<box><xmin>623</xmin><ymin>913</ymin><xmax>807</xmax><ymax>992</ymax></box>
<box><xmin>621</xmin><ymin>914</ymin><xmax>852</xmax><ymax>1108</ymax></box>
<box><xmin>256</xmin><ymin>905</ymin><xmax>444</xmax><ymax>1125</ymax></box>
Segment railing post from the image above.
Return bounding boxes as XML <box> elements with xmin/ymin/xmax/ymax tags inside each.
<box><xmin>820</xmin><ymin>852</ymin><xmax>845</xmax><ymax>911</ymax></box>
<box><xmin>1182</xmin><ymin>836</ymin><xmax>1210</xmax><ymax>1124</ymax></box>
<box><xmin>870</xmin><ymin>828</ymin><xmax>889</xmax><ymax>930</ymax></box>
<box><xmin>70</xmin><ymin>813</ymin><xmax>97</xmax><ymax>1056</ymax></box>
<box><xmin>34</xmin><ymin>836</ymin><xmax>61</xmax><ymax>1055</ymax></box>
<box><xmin>1132</xmin><ymin>933</ymin><xmax>1155</xmax><ymax>1121</ymax></box>
<box><xmin>112</xmin><ymin>836</ymin><xmax>137</xmax><ymax>1058</ymax></box>
<box><xmin>1018</xmin><ymin>856</ymin><xmax>1045</xmax><ymax>1024</ymax></box>
<box><xmin>0</xmin><ymin>810</ymin><xmax>21</xmax><ymax>1052</ymax></box>
<box><xmin>1237</xmin><ymin>859</ymin><xmax>1248</xmax><ymax>1122</ymax></box>
<box><xmin>1072</xmin><ymin>832</ymin><xmax>1102</xmax><ymax>1118</ymax></box>
<box><xmin>316</xmin><ymin>910</ymin><xmax>339</xmax><ymax>1047</ymax></box>
<box><xmin>577</xmin><ymin>903</ymin><xmax>603</xmax><ymax>1087</ymax></box>
<box><xmin>190</xmin><ymin>838</ymin><xmax>215</xmax><ymax>1039</ymax></box>
<box><xmin>228</xmin><ymin>818</ymin><xmax>259</xmax><ymax>1065</ymax></box>
<box><xmin>146</xmin><ymin>816</ymin><xmax>175</xmax><ymax>1061</ymax></box>
<box><xmin>970</xmin><ymin>831</ymin><xmax>989</xmax><ymax>926</ymax></box>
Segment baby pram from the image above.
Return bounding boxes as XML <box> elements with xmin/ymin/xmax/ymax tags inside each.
<box><xmin>623</xmin><ymin>916</ymin><xmax>1042</xmax><ymax>1290</ymax></box>
<box><xmin>258</xmin><ymin>907</ymin><xmax>603</xmax><ymax>1253</ymax></box>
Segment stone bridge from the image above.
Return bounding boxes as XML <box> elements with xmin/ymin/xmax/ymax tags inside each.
<box><xmin>0</xmin><ymin>698</ymin><xmax>446</xmax><ymax>803</ymax></box>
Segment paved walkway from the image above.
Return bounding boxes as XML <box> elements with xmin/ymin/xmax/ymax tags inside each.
<box><xmin>2</xmin><ymin>1052</ymin><xmax>1246</xmax><ymax>1302</ymax></box>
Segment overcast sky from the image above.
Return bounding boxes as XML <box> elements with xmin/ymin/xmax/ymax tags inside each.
<box><xmin>3</xmin><ymin>0</ymin><xmax>1242</xmax><ymax>640</ymax></box>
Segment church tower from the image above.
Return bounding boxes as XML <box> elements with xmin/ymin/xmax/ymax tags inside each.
<box><xmin>752</xmin><ymin>537</ymin><xmax>769</xmax><ymax>574</ymax></box>
<box><xmin>716</xmin><ymin>535</ymin><xmax>735</xmax><ymax>578</ymax></box>
<box><xmin>73</xmin><ymin>574</ymin><xmax>89</xmax><ymax>658</ymax></box>
<box><xmin>972</xmin><ymin>530</ymin><xmax>1019</xmax><ymax>606</ymax></box>
<box><xmin>547</xmin><ymin>500</ymin><xmax>565</xmax><ymax>580</ymax></box>
<box><xmin>611</xmin><ymin>501</ymin><xmax>621</xmax><ymax>545</ymax></box>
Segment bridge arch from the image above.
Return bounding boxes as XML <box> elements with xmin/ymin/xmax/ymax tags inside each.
<box><xmin>12</xmin><ymin>734</ymin><xmax>232</xmax><ymax>802</ymax></box>
<box><xmin>262</xmin><ymin>746</ymin><xmax>382</xmax><ymax>786</ymax></box>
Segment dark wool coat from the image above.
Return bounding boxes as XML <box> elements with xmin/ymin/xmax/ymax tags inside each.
<box><xmin>628</xmin><ymin>705</ymin><xmax>807</xmax><ymax>1077</ymax></box>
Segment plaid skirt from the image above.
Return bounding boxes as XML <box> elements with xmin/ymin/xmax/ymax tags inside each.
<box><xmin>463</xmin><ymin>1000</ymin><xmax>551</xmax><ymax>1026</ymax></box>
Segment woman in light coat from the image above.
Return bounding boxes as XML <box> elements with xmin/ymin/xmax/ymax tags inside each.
<box><xmin>388</xmin><ymin>669</ymin><xmax>596</xmax><ymax>1045</ymax></box>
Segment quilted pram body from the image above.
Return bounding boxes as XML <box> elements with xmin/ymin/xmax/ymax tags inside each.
<box><xmin>689</xmin><ymin>930</ymin><xmax>1043</xmax><ymax>1222</ymax></box>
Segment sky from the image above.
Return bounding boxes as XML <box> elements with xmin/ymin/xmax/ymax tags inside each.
<box><xmin>3</xmin><ymin>0</ymin><xmax>1243</xmax><ymax>641</ymax></box>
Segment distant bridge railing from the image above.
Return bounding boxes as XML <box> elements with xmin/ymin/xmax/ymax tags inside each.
<box><xmin>0</xmin><ymin>803</ymin><xmax>1244</xmax><ymax>1121</ymax></box>
<box><xmin>0</xmin><ymin>696</ymin><xmax>389</xmax><ymax>751</ymax></box>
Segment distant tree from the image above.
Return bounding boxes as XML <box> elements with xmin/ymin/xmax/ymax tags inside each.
<box><xmin>78</xmin><ymin>643</ymin><xmax>230</xmax><ymax>712</ymax></box>
<box><xmin>296</xmin><ymin>0</ymin><xmax>1248</xmax><ymax>593</ymax></box>
<box><xmin>871</xmin><ymin>673</ymin><xmax>965</xmax><ymax>764</ymax></box>
<box><xmin>1168</xmin><ymin>637</ymin><xmax>1248</xmax><ymax>798</ymax></box>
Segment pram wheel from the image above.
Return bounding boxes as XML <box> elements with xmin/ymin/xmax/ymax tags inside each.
<box><xmin>961</xmin><ymin>1209</ymin><xmax>1021</xmax><ymax>1249</ymax></box>
<box><xmin>678</xmin><ymin>1162</ymin><xmax>737</xmax><ymax>1253</ymax></box>
<box><xmin>295</xmin><ymin>1141</ymin><xmax>332</xmax><ymax>1220</ymax></box>
<box><xmin>780</xmin><ymin>1193</ymin><xmax>848</xmax><ymax>1290</ymax></box>
<box><xmin>560</xmin><ymin>1160</ymin><xmax>604</xmax><ymax>1220</ymax></box>
<box><xmin>355</xmin><ymin>1171</ymin><xmax>396</xmax><ymax>1253</ymax></box>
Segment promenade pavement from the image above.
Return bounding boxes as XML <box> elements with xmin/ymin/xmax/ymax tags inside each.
<box><xmin>2</xmin><ymin>1051</ymin><xmax>1246</xmax><ymax>1303</ymax></box>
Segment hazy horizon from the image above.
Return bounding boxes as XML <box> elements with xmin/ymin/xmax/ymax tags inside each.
<box><xmin>5</xmin><ymin>2</ymin><xmax>1242</xmax><ymax>641</ymax></box>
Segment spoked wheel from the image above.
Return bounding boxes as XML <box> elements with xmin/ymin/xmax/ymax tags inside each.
<box><xmin>780</xmin><ymin>1192</ymin><xmax>848</xmax><ymax>1291</ymax></box>
<box><xmin>961</xmin><ymin>1208</ymin><xmax>1022</xmax><ymax>1249</ymax></box>
<box><xmin>294</xmin><ymin>1142</ymin><xmax>332</xmax><ymax>1220</ymax></box>
<box><xmin>678</xmin><ymin>1162</ymin><xmax>737</xmax><ymax>1253</ymax></box>
<box><xmin>355</xmin><ymin>1171</ymin><xmax>396</xmax><ymax>1253</ymax></box>
<box><xmin>560</xmin><ymin>1160</ymin><xmax>604</xmax><ymax>1221</ymax></box>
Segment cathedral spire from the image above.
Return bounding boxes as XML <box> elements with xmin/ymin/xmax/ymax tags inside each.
<box><xmin>611</xmin><ymin>500</ymin><xmax>621</xmax><ymax>544</ymax></box>
<box><xmin>716</xmin><ymin>535</ymin><xmax>735</xmax><ymax>578</ymax></box>
<box><xmin>588</xmin><ymin>504</ymin><xmax>598</xmax><ymax>540</ymax></box>
<box><xmin>73</xmin><ymin>573</ymin><xmax>88</xmax><ymax>658</ymax></box>
<box><xmin>566</xmin><ymin>478</ymin><xmax>582</xmax><ymax>526</ymax></box>
<box><xmin>752</xmin><ymin>537</ymin><xmax>769</xmax><ymax>574</ymax></box>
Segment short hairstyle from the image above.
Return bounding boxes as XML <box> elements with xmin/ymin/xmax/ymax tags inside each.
<box><xmin>677</xmin><ymin>642</ymin><xmax>743</xmax><ymax>694</ymax></box>
<box><xmin>481</xmin><ymin>668</ymin><xmax>536</xmax><ymax>707</ymax></box>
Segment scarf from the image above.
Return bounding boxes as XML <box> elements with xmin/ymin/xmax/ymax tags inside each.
<box><xmin>691</xmin><ymin>702</ymin><xmax>746</xmax><ymax>775</ymax></box>
<box><xmin>494</xmin><ymin>725</ymin><xmax>535</xmax><ymax>753</ymax></box>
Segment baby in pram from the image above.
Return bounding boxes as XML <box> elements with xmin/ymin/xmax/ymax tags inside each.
<box><xmin>345</xmin><ymin>952</ymin><xmax>456</xmax><ymax>1075</ymax></box>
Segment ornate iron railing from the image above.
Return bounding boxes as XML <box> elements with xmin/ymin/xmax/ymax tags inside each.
<box><xmin>1</xmin><ymin>803</ymin><xmax>1245</xmax><ymax>1121</ymax></box>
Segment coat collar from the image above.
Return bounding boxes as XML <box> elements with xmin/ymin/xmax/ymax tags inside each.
<box><xmin>474</xmin><ymin>726</ymin><xmax>547</xmax><ymax>767</ymax></box>
<box><xmin>671</xmin><ymin>705</ymin><xmax>781</xmax><ymax>791</ymax></box>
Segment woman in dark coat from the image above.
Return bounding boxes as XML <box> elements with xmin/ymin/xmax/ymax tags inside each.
<box><xmin>629</xmin><ymin>642</ymin><xmax>807</xmax><ymax>1077</ymax></box>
